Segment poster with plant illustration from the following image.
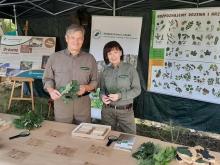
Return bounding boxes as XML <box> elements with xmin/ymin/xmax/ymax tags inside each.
<box><xmin>148</xmin><ymin>7</ymin><xmax>220</xmax><ymax>104</ymax></box>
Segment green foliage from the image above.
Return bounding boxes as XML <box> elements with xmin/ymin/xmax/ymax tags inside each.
<box><xmin>91</xmin><ymin>98</ymin><xmax>103</xmax><ymax>109</ymax></box>
<box><xmin>153</xmin><ymin>147</ymin><xmax>176</xmax><ymax>165</ymax></box>
<box><xmin>137</xmin><ymin>159</ymin><xmax>154</xmax><ymax>165</ymax></box>
<box><xmin>58</xmin><ymin>80</ymin><xmax>80</xmax><ymax>103</ymax></box>
<box><xmin>176</xmin><ymin>147</ymin><xmax>192</xmax><ymax>157</ymax></box>
<box><xmin>195</xmin><ymin>158</ymin><xmax>207</xmax><ymax>163</ymax></box>
<box><xmin>0</xmin><ymin>19</ymin><xmax>16</xmax><ymax>34</ymax></box>
<box><xmin>108</xmin><ymin>87</ymin><xmax>120</xmax><ymax>94</ymax></box>
<box><xmin>132</xmin><ymin>142</ymin><xmax>158</xmax><ymax>160</ymax></box>
<box><xmin>13</xmin><ymin>111</ymin><xmax>44</xmax><ymax>130</ymax></box>
<box><xmin>132</xmin><ymin>142</ymin><xmax>176</xmax><ymax>165</ymax></box>
<box><xmin>90</xmin><ymin>88</ymin><xmax>103</xmax><ymax>109</ymax></box>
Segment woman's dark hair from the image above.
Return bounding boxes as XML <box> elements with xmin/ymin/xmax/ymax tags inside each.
<box><xmin>103</xmin><ymin>41</ymin><xmax>124</xmax><ymax>64</ymax></box>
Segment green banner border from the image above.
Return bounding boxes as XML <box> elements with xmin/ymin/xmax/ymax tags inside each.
<box><xmin>149</xmin><ymin>11</ymin><xmax>164</xmax><ymax>60</ymax></box>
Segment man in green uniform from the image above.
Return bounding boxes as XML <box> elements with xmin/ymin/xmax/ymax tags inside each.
<box><xmin>43</xmin><ymin>24</ymin><xmax>98</xmax><ymax>124</ymax></box>
<box><xmin>100</xmin><ymin>41</ymin><xmax>141</xmax><ymax>134</ymax></box>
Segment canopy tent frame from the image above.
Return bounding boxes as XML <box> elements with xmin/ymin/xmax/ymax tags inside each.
<box><xmin>0</xmin><ymin>0</ymin><xmax>148</xmax><ymax>17</ymax></box>
<box><xmin>0</xmin><ymin>0</ymin><xmax>217</xmax><ymax>19</ymax></box>
<box><xmin>0</xmin><ymin>0</ymin><xmax>149</xmax><ymax>34</ymax></box>
<box><xmin>0</xmin><ymin>0</ymin><xmax>217</xmax><ymax>17</ymax></box>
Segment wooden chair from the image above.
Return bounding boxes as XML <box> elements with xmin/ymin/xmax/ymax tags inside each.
<box><xmin>8</xmin><ymin>77</ymin><xmax>35</xmax><ymax>111</ymax></box>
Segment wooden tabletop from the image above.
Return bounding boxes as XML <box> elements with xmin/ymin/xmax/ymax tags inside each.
<box><xmin>0</xmin><ymin>113</ymin><xmax>219</xmax><ymax>165</ymax></box>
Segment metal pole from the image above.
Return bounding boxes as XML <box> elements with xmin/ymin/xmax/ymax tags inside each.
<box><xmin>116</xmin><ymin>0</ymin><xmax>145</xmax><ymax>11</ymax></box>
<box><xmin>170</xmin><ymin>0</ymin><xmax>197</xmax><ymax>5</ymax></box>
<box><xmin>0</xmin><ymin>0</ymin><xmax>43</xmax><ymax>7</ymax></box>
<box><xmin>197</xmin><ymin>0</ymin><xmax>199</xmax><ymax>8</ymax></box>
<box><xmin>199</xmin><ymin>0</ymin><xmax>214</xmax><ymax>5</ymax></box>
<box><xmin>13</xmin><ymin>5</ymin><xmax>18</xmax><ymax>35</ymax></box>
<box><xmin>113</xmin><ymin>0</ymin><xmax>115</xmax><ymax>16</ymax></box>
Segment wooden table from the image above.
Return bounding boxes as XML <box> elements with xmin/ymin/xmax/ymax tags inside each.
<box><xmin>0</xmin><ymin>113</ymin><xmax>219</xmax><ymax>165</ymax></box>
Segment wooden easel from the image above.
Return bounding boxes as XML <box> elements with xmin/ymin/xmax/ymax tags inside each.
<box><xmin>8</xmin><ymin>77</ymin><xmax>35</xmax><ymax>111</ymax></box>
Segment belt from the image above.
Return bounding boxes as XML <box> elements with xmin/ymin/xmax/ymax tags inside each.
<box><xmin>106</xmin><ymin>103</ymin><xmax>133</xmax><ymax>110</ymax></box>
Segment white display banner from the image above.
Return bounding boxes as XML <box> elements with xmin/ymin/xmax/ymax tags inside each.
<box><xmin>89</xmin><ymin>16</ymin><xmax>142</xmax><ymax>118</ymax></box>
<box><xmin>90</xmin><ymin>15</ymin><xmax>142</xmax><ymax>64</ymax></box>
<box><xmin>148</xmin><ymin>8</ymin><xmax>220</xmax><ymax>104</ymax></box>
<box><xmin>0</xmin><ymin>35</ymin><xmax>55</xmax><ymax>76</ymax></box>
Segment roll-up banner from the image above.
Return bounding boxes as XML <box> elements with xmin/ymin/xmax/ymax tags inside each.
<box><xmin>89</xmin><ymin>16</ymin><xmax>142</xmax><ymax>118</ymax></box>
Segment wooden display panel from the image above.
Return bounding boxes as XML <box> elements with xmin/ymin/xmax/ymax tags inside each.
<box><xmin>72</xmin><ymin>123</ymin><xmax>111</xmax><ymax>140</ymax></box>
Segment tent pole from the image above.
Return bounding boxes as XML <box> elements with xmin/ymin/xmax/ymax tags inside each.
<box><xmin>170</xmin><ymin>0</ymin><xmax>197</xmax><ymax>5</ymax></box>
<box><xmin>0</xmin><ymin>0</ymin><xmax>6</xmax><ymax>4</ymax></box>
<box><xmin>116</xmin><ymin>0</ymin><xmax>145</xmax><ymax>10</ymax></box>
<box><xmin>0</xmin><ymin>11</ymin><xmax>13</xmax><ymax>17</ymax></box>
<box><xmin>0</xmin><ymin>0</ymin><xmax>43</xmax><ymax>7</ymax></box>
<box><xmin>113</xmin><ymin>0</ymin><xmax>115</xmax><ymax>16</ymax></box>
<box><xmin>13</xmin><ymin>5</ymin><xmax>18</xmax><ymax>35</ymax></box>
<box><xmin>28</xmin><ymin>1</ymin><xmax>54</xmax><ymax>15</ymax></box>
<box><xmin>55</xmin><ymin>0</ymin><xmax>109</xmax><ymax>15</ymax></box>
<box><xmin>199</xmin><ymin>0</ymin><xmax>215</xmax><ymax>5</ymax></box>
<box><xmin>102</xmin><ymin>0</ymin><xmax>112</xmax><ymax>8</ymax></box>
<box><xmin>58</xmin><ymin>0</ymin><xmax>111</xmax><ymax>11</ymax></box>
<box><xmin>17</xmin><ymin>0</ymin><xmax>50</xmax><ymax>17</ymax></box>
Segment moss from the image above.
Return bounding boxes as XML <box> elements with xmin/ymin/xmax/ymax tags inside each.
<box><xmin>137</xmin><ymin>123</ymin><xmax>220</xmax><ymax>152</ymax></box>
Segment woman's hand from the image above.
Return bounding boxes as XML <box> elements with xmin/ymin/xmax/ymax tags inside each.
<box><xmin>77</xmin><ymin>85</ymin><xmax>87</xmax><ymax>96</ymax></box>
<box><xmin>108</xmin><ymin>94</ymin><xmax>120</xmax><ymax>102</ymax></box>
<box><xmin>101</xmin><ymin>95</ymin><xmax>111</xmax><ymax>104</ymax></box>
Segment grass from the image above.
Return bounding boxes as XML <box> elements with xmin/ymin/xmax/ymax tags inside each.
<box><xmin>136</xmin><ymin>120</ymin><xmax>220</xmax><ymax>152</ymax></box>
<box><xmin>0</xmin><ymin>83</ymin><xmax>50</xmax><ymax>120</ymax></box>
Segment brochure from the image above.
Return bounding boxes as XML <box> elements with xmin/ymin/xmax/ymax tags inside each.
<box><xmin>114</xmin><ymin>133</ymin><xmax>135</xmax><ymax>152</ymax></box>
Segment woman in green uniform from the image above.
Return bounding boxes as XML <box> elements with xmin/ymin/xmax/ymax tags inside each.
<box><xmin>100</xmin><ymin>41</ymin><xmax>141</xmax><ymax>134</ymax></box>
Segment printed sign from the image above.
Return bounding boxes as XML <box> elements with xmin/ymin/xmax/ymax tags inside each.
<box><xmin>90</xmin><ymin>15</ymin><xmax>142</xmax><ymax>67</ymax></box>
<box><xmin>0</xmin><ymin>35</ymin><xmax>55</xmax><ymax>76</ymax></box>
<box><xmin>148</xmin><ymin>8</ymin><xmax>220</xmax><ymax>104</ymax></box>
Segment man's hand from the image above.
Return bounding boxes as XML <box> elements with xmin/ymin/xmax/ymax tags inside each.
<box><xmin>101</xmin><ymin>95</ymin><xmax>111</xmax><ymax>105</ymax></box>
<box><xmin>77</xmin><ymin>85</ymin><xmax>87</xmax><ymax>96</ymax></box>
<box><xmin>108</xmin><ymin>93</ymin><xmax>120</xmax><ymax>102</ymax></box>
<box><xmin>47</xmin><ymin>88</ymin><xmax>62</xmax><ymax>100</ymax></box>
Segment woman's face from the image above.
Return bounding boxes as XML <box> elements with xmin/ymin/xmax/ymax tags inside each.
<box><xmin>107</xmin><ymin>48</ymin><xmax>122</xmax><ymax>66</ymax></box>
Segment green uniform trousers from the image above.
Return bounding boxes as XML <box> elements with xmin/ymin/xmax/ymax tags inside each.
<box><xmin>54</xmin><ymin>95</ymin><xmax>91</xmax><ymax>124</ymax></box>
<box><xmin>101</xmin><ymin>106</ymin><xmax>136</xmax><ymax>134</ymax></box>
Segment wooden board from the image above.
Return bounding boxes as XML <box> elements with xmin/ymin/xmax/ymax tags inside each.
<box><xmin>0</xmin><ymin>118</ymin><xmax>11</xmax><ymax>132</ymax></box>
<box><xmin>72</xmin><ymin>123</ymin><xmax>111</xmax><ymax>140</ymax></box>
<box><xmin>1</xmin><ymin>113</ymin><xmax>220</xmax><ymax>165</ymax></box>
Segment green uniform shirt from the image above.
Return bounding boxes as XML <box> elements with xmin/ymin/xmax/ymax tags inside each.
<box><xmin>43</xmin><ymin>49</ymin><xmax>98</xmax><ymax>90</ymax></box>
<box><xmin>100</xmin><ymin>62</ymin><xmax>141</xmax><ymax>106</ymax></box>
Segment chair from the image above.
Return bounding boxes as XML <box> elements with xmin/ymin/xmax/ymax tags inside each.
<box><xmin>8</xmin><ymin>77</ymin><xmax>35</xmax><ymax>111</ymax></box>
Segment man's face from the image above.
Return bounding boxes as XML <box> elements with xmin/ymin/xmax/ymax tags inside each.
<box><xmin>65</xmin><ymin>31</ymin><xmax>84</xmax><ymax>53</ymax></box>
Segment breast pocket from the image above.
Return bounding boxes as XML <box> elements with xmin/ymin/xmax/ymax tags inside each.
<box><xmin>54</xmin><ymin>69</ymin><xmax>71</xmax><ymax>88</ymax></box>
<box><xmin>104</xmin><ymin>77</ymin><xmax>114</xmax><ymax>89</ymax></box>
<box><xmin>79</xmin><ymin>66</ymin><xmax>91</xmax><ymax>84</ymax></box>
<box><xmin>118</xmin><ymin>74</ymin><xmax>130</xmax><ymax>89</ymax></box>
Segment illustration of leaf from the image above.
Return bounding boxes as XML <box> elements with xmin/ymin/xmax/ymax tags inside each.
<box><xmin>186</xmin><ymin>21</ymin><xmax>194</xmax><ymax>30</ymax></box>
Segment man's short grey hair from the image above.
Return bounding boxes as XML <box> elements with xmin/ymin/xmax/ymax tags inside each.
<box><xmin>65</xmin><ymin>24</ymin><xmax>85</xmax><ymax>36</ymax></box>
